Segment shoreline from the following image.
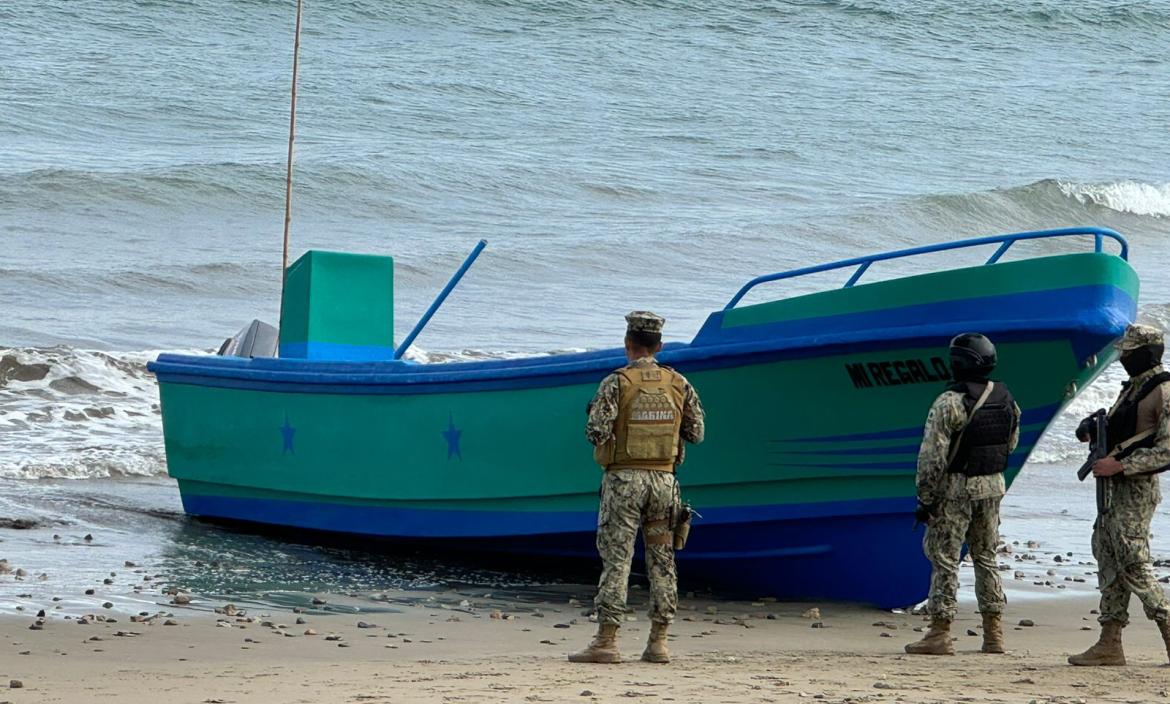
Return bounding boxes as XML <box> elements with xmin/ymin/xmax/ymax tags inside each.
<box><xmin>3</xmin><ymin>590</ymin><xmax>1170</xmax><ymax>703</ymax></box>
<box><xmin>5</xmin><ymin>468</ymin><xmax>1170</xmax><ymax>701</ymax></box>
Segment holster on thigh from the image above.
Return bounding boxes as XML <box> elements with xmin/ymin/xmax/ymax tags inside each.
<box><xmin>643</xmin><ymin>518</ymin><xmax>672</xmax><ymax>547</ymax></box>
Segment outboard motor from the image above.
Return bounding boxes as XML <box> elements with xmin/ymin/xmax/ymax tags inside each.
<box><xmin>217</xmin><ymin>319</ymin><xmax>279</xmax><ymax>358</ymax></box>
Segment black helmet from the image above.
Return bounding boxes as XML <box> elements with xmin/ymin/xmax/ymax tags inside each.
<box><xmin>950</xmin><ymin>332</ymin><xmax>996</xmax><ymax>380</ymax></box>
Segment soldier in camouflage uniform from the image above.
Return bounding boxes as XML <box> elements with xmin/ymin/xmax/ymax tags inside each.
<box><xmin>1069</xmin><ymin>323</ymin><xmax>1170</xmax><ymax>666</ymax></box>
<box><xmin>906</xmin><ymin>333</ymin><xmax>1020</xmax><ymax>656</ymax></box>
<box><xmin>569</xmin><ymin>311</ymin><xmax>705</xmax><ymax>665</ymax></box>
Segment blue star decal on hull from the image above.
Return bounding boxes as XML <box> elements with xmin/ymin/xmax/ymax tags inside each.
<box><xmin>442</xmin><ymin>413</ymin><xmax>462</xmax><ymax>460</ymax></box>
<box><xmin>280</xmin><ymin>415</ymin><xmax>296</xmax><ymax>455</ymax></box>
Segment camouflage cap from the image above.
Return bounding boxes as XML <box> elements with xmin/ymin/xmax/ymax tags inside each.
<box><xmin>1115</xmin><ymin>323</ymin><xmax>1164</xmax><ymax>351</ymax></box>
<box><xmin>625</xmin><ymin>310</ymin><xmax>665</xmax><ymax>334</ymax></box>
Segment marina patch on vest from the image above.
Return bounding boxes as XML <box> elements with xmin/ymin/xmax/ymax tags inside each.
<box><xmin>845</xmin><ymin>357</ymin><xmax>950</xmax><ymax>389</ymax></box>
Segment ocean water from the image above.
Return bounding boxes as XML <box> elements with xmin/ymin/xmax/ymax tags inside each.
<box><xmin>1</xmin><ymin>0</ymin><xmax>1170</xmax><ymax>600</ymax></box>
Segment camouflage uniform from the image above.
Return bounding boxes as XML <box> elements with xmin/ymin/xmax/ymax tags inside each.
<box><xmin>594</xmin><ymin>468</ymin><xmax>681</xmax><ymax>625</ymax></box>
<box><xmin>1092</xmin><ymin>325</ymin><xmax>1170</xmax><ymax>626</ymax></box>
<box><xmin>916</xmin><ymin>389</ymin><xmax>1021</xmax><ymax>620</ymax></box>
<box><xmin>585</xmin><ymin>313</ymin><xmax>705</xmax><ymax>627</ymax></box>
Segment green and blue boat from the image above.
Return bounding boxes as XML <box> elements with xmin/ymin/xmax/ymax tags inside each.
<box><xmin>148</xmin><ymin>227</ymin><xmax>1137</xmax><ymax>607</ymax></box>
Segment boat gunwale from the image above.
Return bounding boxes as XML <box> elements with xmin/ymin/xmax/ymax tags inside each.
<box><xmin>149</xmin><ymin>291</ymin><xmax>1131</xmax><ymax>391</ymax></box>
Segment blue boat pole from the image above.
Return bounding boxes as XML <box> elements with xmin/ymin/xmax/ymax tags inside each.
<box><xmin>393</xmin><ymin>239</ymin><xmax>488</xmax><ymax>359</ymax></box>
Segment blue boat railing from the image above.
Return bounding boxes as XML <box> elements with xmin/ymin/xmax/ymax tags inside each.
<box><xmin>723</xmin><ymin>226</ymin><xmax>1128</xmax><ymax>311</ymax></box>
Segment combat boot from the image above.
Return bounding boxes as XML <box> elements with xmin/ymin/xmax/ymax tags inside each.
<box><xmin>641</xmin><ymin>621</ymin><xmax>670</xmax><ymax>663</ymax></box>
<box><xmin>980</xmin><ymin>612</ymin><xmax>1005</xmax><ymax>654</ymax></box>
<box><xmin>568</xmin><ymin>622</ymin><xmax>621</xmax><ymax>664</ymax></box>
<box><xmin>1157</xmin><ymin>618</ymin><xmax>1170</xmax><ymax>664</ymax></box>
<box><xmin>1068</xmin><ymin>620</ymin><xmax>1125</xmax><ymax>666</ymax></box>
<box><xmin>905</xmin><ymin>617</ymin><xmax>954</xmax><ymax>655</ymax></box>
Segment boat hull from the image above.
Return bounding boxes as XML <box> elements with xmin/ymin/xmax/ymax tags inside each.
<box><xmin>150</xmin><ymin>251</ymin><xmax>1138</xmax><ymax>607</ymax></box>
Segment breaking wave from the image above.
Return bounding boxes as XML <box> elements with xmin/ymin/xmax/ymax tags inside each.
<box><xmin>0</xmin><ymin>347</ymin><xmax>169</xmax><ymax>479</ymax></box>
<box><xmin>905</xmin><ymin>178</ymin><xmax>1170</xmax><ymax>226</ymax></box>
<box><xmin>1057</xmin><ymin>180</ymin><xmax>1170</xmax><ymax>219</ymax></box>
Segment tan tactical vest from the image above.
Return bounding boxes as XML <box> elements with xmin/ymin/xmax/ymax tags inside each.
<box><xmin>594</xmin><ymin>363</ymin><xmax>687</xmax><ymax>472</ymax></box>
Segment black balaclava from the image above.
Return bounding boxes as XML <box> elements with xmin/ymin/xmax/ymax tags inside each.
<box><xmin>1120</xmin><ymin>344</ymin><xmax>1164</xmax><ymax>378</ymax></box>
<box><xmin>952</xmin><ymin>363</ymin><xmax>991</xmax><ymax>383</ymax></box>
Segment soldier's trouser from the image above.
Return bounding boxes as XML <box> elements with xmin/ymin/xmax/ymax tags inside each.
<box><xmin>594</xmin><ymin>468</ymin><xmax>678</xmax><ymax>626</ymax></box>
<box><xmin>1092</xmin><ymin>499</ymin><xmax>1170</xmax><ymax>626</ymax></box>
<box><xmin>923</xmin><ymin>496</ymin><xmax>1005</xmax><ymax>620</ymax></box>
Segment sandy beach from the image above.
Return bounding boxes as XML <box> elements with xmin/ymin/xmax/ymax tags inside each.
<box><xmin>3</xmin><ymin>583</ymin><xmax>1170</xmax><ymax>704</ymax></box>
<box><xmin>4</xmin><ymin>470</ymin><xmax>1170</xmax><ymax>702</ymax></box>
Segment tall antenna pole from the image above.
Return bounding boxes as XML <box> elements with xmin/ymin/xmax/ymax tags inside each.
<box><xmin>279</xmin><ymin>0</ymin><xmax>304</xmax><ymax>325</ymax></box>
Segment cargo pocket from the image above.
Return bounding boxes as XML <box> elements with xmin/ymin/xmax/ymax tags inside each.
<box><xmin>1118</xmin><ymin>533</ymin><xmax>1151</xmax><ymax>567</ymax></box>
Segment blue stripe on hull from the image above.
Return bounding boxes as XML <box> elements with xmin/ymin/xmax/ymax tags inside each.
<box><xmin>149</xmin><ymin>283</ymin><xmax>1132</xmax><ymax>397</ymax></box>
<box><xmin>180</xmin><ymin>492</ymin><xmax>929</xmax><ymax>607</ymax></box>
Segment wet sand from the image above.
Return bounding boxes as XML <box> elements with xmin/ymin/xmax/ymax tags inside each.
<box><xmin>4</xmin><ymin>467</ymin><xmax>1170</xmax><ymax>702</ymax></box>
<box><xmin>3</xmin><ymin>588</ymin><xmax>1170</xmax><ymax>703</ymax></box>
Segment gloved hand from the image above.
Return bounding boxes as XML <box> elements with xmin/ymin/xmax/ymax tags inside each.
<box><xmin>914</xmin><ymin>502</ymin><xmax>935</xmax><ymax>525</ymax></box>
<box><xmin>1075</xmin><ymin>408</ymin><xmax>1106</xmax><ymax>442</ymax></box>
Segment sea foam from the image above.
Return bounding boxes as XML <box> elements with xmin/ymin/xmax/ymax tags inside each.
<box><xmin>1058</xmin><ymin>180</ymin><xmax>1170</xmax><ymax>219</ymax></box>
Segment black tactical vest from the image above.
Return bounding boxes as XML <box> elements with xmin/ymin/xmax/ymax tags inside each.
<box><xmin>1106</xmin><ymin>371</ymin><xmax>1170</xmax><ymax>461</ymax></box>
<box><xmin>946</xmin><ymin>380</ymin><xmax>1017</xmax><ymax>477</ymax></box>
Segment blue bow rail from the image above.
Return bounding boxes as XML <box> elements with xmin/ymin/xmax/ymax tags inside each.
<box><xmin>723</xmin><ymin>226</ymin><xmax>1128</xmax><ymax>311</ymax></box>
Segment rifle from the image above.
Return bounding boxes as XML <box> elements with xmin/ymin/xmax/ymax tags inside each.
<box><xmin>1076</xmin><ymin>409</ymin><xmax>1111</xmax><ymax>513</ymax></box>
